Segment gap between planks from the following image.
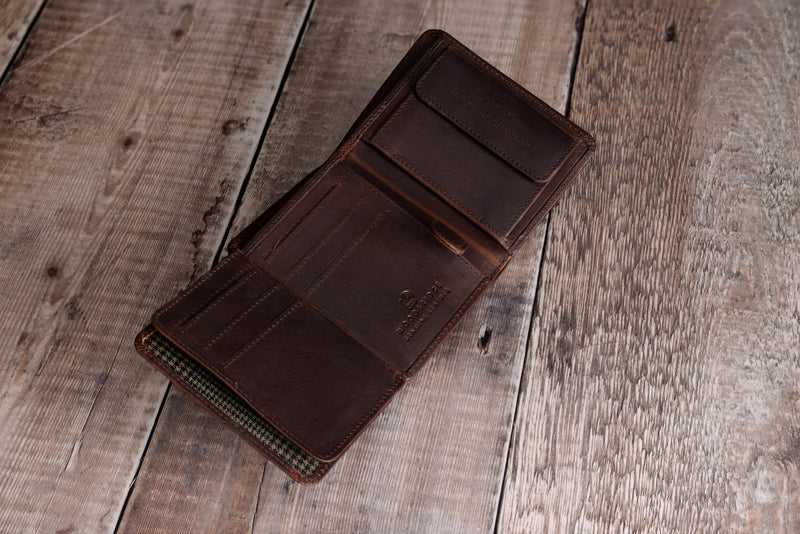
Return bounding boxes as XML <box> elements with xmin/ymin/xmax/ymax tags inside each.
<box><xmin>0</xmin><ymin>0</ymin><xmax>48</xmax><ymax>83</ymax></box>
<box><xmin>491</xmin><ymin>1</ymin><xmax>591</xmax><ymax>531</ymax></box>
<box><xmin>111</xmin><ymin>2</ymin><xmax>317</xmax><ymax>532</ymax></box>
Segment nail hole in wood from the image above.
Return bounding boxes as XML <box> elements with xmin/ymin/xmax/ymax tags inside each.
<box><xmin>478</xmin><ymin>325</ymin><xmax>493</xmax><ymax>354</ymax></box>
<box><xmin>665</xmin><ymin>24</ymin><xmax>676</xmax><ymax>42</ymax></box>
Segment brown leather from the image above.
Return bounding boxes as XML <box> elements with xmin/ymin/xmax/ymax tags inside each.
<box><xmin>134</xmin><ymin>29</ymin><xmax>595</xmax><ymax>483</ymax></box>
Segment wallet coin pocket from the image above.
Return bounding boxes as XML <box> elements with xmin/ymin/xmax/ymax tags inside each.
<box><xmin>369</xmin><ymin>46</ymin><xmax>584</xmax><ymax>247</ymax></box>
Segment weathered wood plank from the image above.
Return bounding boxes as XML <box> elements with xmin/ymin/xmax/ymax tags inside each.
<box><xmin>0</xmin><ymin>0</ymin><xmax>43</xmax><ymax>74</ymax></box>
<box><xmin>119</xmin><ymin>0</ymin><xmax>586</xmax><ymax>532</ymax></box>
<box><xmin>0</xmin><ymin>0</ymin><xmax>310</xmax><ymax>532</ymax></box>
<box><xmin>498</xmin><ymin>1</ymin><xmax>800</xmax><ymax>532</ymax></box>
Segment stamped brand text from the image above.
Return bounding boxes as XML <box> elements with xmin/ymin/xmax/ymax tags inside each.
<box><xmin>395</xmin><ymin>281</ymin><xmax>450</xmax><ymax>342</ymax></box>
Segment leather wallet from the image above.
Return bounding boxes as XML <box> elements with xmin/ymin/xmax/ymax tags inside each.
<box><xmin>134</xmin><ymin>29</ymin><xmax>595</xmax><ymax>484</ymax></box>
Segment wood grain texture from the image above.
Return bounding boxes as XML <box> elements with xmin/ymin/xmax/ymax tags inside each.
<box><xmin>0</xmin><ymin>0</ymin><xmax>310</xmax><ymax>532</ymax></box>
<box><xmin>0</xmin><ymin>0</ymin><xmax>43</xmax><ymax>74</ymax></box>
<box><xmin>118</xmin><ymin>0</ymin><xmax>585</xmax><ymax>532</ymax></box>
<box><xmin>498</xmin><ymin>1</ymin><xmax>800</xmax><ymax>532</ymax></box>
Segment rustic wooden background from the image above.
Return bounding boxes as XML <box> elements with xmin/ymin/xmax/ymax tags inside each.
<box><xmin>0</xmin><ymin>0</ymin><xmax>797</xmax><ymax>532</ymax></box>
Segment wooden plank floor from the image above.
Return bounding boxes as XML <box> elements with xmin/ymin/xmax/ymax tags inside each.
<box><xmin>0</xmin><ymin>1</ymin><xmax>797</xmax><ymax>532</ymax></box>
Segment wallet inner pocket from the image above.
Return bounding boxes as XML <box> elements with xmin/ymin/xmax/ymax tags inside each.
<box><xmin>256</xmin><ymin>181</ymin><xmax>344</xmax><ymax>271</ymax></box>
<box><xmin>220</xmin><ymin>296</ymin><xmax>404</xmax><ymax>461</ymax></box>
<box><xmin>140</xmin><ymin>329</ymin><xmax>322</xmax><ymax>479</ymax></box>
<box><xmin>368</xmin><ymin>47</ymin><xmax>578</xmax><ymax>247</ymax></box>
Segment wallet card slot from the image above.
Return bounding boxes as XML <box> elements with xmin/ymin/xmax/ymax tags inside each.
<box><xmin>287</xmin><ymin>208</ymin><xmax>381</xmax><ymax>297</ymax></box>
<box><xmin>243</xmin><ymin>180</ymin><xmax>340</xmax><ymax>271</ymax></box>
<box><xmin>221</xmin><ymin>299</ymin><xmax>303</xmax><ymax>368</ymax></box>
<box><xmin>154</xmin><ymin>251</ymin><xmax>251</xmax><ymax>333</ymax></box>
<box><xmin>203</xmin><ymin>282</ymin><xmax>292</xmax><ymax>352</ymax></box>
<box><xmin>176</xmin><ymin>268</ymin><xmax>256</xmax><ymax>329</ymax></box>
<box><xmin>165</xmin><ymin>254</ymin><xmax>252</xmax><ymax>330</ymax></box>
<box><xmin>284</xmin><ymin>200</ymin><xmax>363</xmax><ymax>281</ymax></box>
<box><xmin>259</xmin><ymin>182</ymin><xmax>344</xmax><ymax>271</ymax></box>
<box><xmin>179</xmin><ymin>267</ymin><xmax>268</xmax><ymax>340</ymax></box>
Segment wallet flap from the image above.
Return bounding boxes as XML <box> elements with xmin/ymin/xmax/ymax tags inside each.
<box><xmin>135</xmin><ymin>326</ymin><xmax>331</xmax><ymax>483</ymax></box>
<box><xmin>415</xmin><ymin>47</ymin><xmax>575</xmax><ymax>183</ymax></box>
<box><xmin>368</xmin><ymin>41</ymin><xmax>594</xmax><ymax>249</ymax></box>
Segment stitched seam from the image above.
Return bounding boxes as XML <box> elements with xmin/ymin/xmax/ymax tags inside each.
<box><xmin>258</xmin><ymin>183</ymin><xmax>340</xmax><ymax>263</ymax></box>
<box><xmin>222</xmin><ymin>300</ymin><xmax>302</xmax><ymax>368</ymax></box>
<box><xmin>284</xmin><ymin>200</ymin><xmax>362</xmax><ymax>281</ymax></box>
<box><xmin>204</xmin><ymin>282</ymin><xmax>281</xmax><ymax>348</ymax></box>
<box><xmin>304</xmin><ymin>213</ymin><xmax>383</xmax><ymax>297</ymax></box>
<box><xmin>343</xmin><ymin>167</ymin><xmax>484</xmax><ymax>278</ymax></box>
<box><xmin>179</xmin><ymin>269</ymin><xmax>256</xmax><ymax>329</ymax></box>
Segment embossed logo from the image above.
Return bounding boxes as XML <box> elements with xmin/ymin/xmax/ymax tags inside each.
<box><xmin>399</xmin><ymin>290</ymin><xmax>417</xmax><ymax>310</ymax></box>
<box><xmin>395</xmin><ymin>281</ymin><xmax>450</xmax><ymax>342</ymax></box>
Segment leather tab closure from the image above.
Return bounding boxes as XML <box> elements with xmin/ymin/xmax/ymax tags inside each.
<box><xmin>430</xmin><ymin>219</ymin><xmax>467</xmax><ymax>255</ymax></box>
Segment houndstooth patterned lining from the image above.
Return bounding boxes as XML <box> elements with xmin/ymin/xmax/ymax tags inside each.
<box><xmin>144</xmin><ymin>331</ymin><xmax>320</xmax><ymax>477</ymax></box>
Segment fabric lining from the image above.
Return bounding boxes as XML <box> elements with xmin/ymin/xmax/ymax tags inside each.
<box><xmin>143</xmin><ymin>331</ymin><xmax>320</xmax><ymax>477</ymax></box>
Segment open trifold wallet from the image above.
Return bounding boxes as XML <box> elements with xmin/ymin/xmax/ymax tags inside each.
<box><xmin>134</xmin><ymin>29</ymin><xmax>595</xmax><ymax>484</ymax></box>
